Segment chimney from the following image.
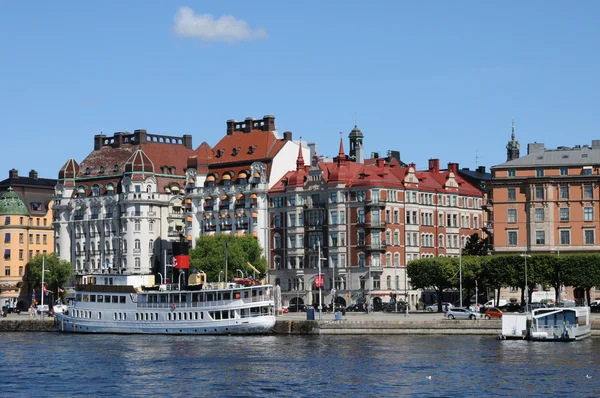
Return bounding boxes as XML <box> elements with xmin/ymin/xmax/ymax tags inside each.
<box><xmin>428</xmin><ymin>159</ymin><xmax>440</xmax><ymax>173</ymax></box>
<box><xmin>94</xmin><ymin>134</ymin><xmax>106</xmax><ymax>151</ymax></box>
<box><xmin>592</xmin><ymin>140</ymin><xmax>600</xmax><ymax>150</ymax></box>
<box><xmin>263</xmin><ymin>115</ymin><xmax>275</xmax><ymax>132</ymax></box>
<box><xmin>308</xmin><ymin>142</ymin><xmax>318</xmax><ymax>160</ymax></box>
<box><xmin>371</xmin><ymin>152</ymin><xmax>379</xmax><ymax>159</ymax></box>
<box><xmin>477</xmin><ymin>166</ymin><xmax>486</xmax><ymax>174</ymax></box>
<box><xmin>226</xmin><ymin>119</ymin><xmax>236</xmax><ymax>136</ymax></box>
<box><xmin>183</xmin><ymin>134</ymin><xmax>193</xmax><ymax>149</ymax></box>
<box><xmin>134</xmin><ymin>129</ymin><xmax>147</xmax><ymax>145</ymax></box>
<box><xmin>527</xmin><ymin>142</ymin><xmax>545</xmax><ymax>154</ymax></box>
<box><xmin>29</xmin><ymin>170</ymin><xmax>38</xmax><ymax>180</ymax></box>
<box><xmin>376</xmin><ymin>158</ymin><xmax>385</xmax><ymax>168</ymax></box>
<box><xmin>447</xmin><ymin>162</ymin><xmax>459</xmax><ymax>175</ymax></box>
<box><xmin>9</xmin><ymin>169</ymin><xmax>18</xmax><ymax>179</ymax></box>
<box><xmin>113</xmin><ymin>132</ymin><xmax>122</xmax><ymax>148</ymax></box>
<box><xmin>387</xmin><ymin>150</ymin><xmax>401</xmax><ymax>162</ymax></box>
<box><xmin>356</xmin><ymin>143</ymin><xmax>364</xmax><ymax>164</ymax></box>
<box><xmin>244</xmin><ymin>117</ymin><xmax>254</xmax><ymax>133</ymax></box>
<box><xmin>283</xmin><ymin>131</ymin><xmax>293</xmax><ymax>141</ymax></box>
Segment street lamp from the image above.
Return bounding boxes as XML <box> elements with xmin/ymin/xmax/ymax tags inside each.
<box><xmin>218</xmin><ymin>270</ymin><xmax>224</xmax><ymax>283</ymax></box>
<box><xmin>236</xmin><ymin>269</ymin><xmax>244</xmax><ymax>278</ymax></box>
<box><xmin>41</xmin><ymin>256</ymin><xmax>49</xmax><ymax>319</ymax></box>
<box><xmin>520</xmin><ymin>253</ymin><xmax>531</xmax><ymax>307</ymax></box>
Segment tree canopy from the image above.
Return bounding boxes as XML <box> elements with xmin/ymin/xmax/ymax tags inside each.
<box><xmin>189</xmin><ymin>234</ymin><xmax>267</xmax><ymax>282</ymax></box>
<box><xmin>27</xmin><ymin>253</ymin><xmax>74</xmax><ymax>298</ymax></box>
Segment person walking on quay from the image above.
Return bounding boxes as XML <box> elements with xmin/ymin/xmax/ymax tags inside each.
<box><xmin>404</xmin><ymin>304</ymin><xmax>409</xmax><ymax>317</ymax></box>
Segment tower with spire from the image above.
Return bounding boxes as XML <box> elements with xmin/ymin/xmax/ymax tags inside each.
<box><xmin>506</xmin><ymin>118</ymin><xmax>520</xmax><ymax>161</ymax></box>
<box><xmin>348</xmin><ymin>125</ymin><xmax>364</xmax><ymax>162</ymax></box>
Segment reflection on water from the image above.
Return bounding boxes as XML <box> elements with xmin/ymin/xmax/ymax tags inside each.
<box><xmin>1</xmin><ymin>333</ymin><xmax>599</xmax><ymax>397</ymax></box>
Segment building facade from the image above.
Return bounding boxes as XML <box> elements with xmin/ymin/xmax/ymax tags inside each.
<box><xmin>268</xmin><ymin>132</ymin><xmax>484</xmax><ymax>309</ymax></box>
<box><xmin>184</xmin><ymin>116</ymin><xmax>309</xmax><ymax>272</ymax></box>
<box><xmin>0</xmin><ymin>169</ymin><xmax>56</xmax><ymax>308</ymax></box>
<box><xmin>490</xmin><ymin>137</ymin><xmax>600</xmax><ymax>301</ymax></box>
<box><xmin>53</xmin><ymin>130</ymin><xmax>197</xmax><ymax>281</ymax></box>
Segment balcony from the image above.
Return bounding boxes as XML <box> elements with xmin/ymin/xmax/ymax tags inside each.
<box><xmin>168</xmin><ymin>230</ymin><xmax>184</xmax><ymax>237</ymax></box>
<box><xmin>169</xmin><ymin>212</ymin><xmax>184</xmax><ymax>218</ymax></box>
<box><xmin>91</xmin><ymin>213</ymin><xmax>99</xmax><ymax>219</ymax></box>
<box><xmin>147</xmin><ymin>211</ymin><xmax>156</xmax><ymax>217</ymax></box>
<box><xmin>221</xmin><ymin>224</ymin><xmax>233</xmax><ymax>231</ymax></box>
<box><xmin>203</xmin><ymin>204</ymin><xmax>214</xmax><ymax>211</ymax></box>
<box><xmin>105</xmin><ymin>213</ymin><xmax>113</xmax><ymax>218</ymax></box>
<box><xmin>366</xmin><ymin>241</ymin><xmax>387</xmax><ymax>252</ymax></box>
<box><xmin>482</xmin><ymin>221</ymin><xmax>493</xmax><ymax>230</ymax></box>
<box><xmin>358</xmin><ymin>220</ymin><xmax>386</xmax><ymax>229</ymax></box>
<box><xmin>204</xmin><ymin>225</ymin><xmax>217</xmax><ymax>232</ymax></box>
<box><xmin>365</xmin><ymin>199</ymin><xmax>386</xmax><ymax>208</ymax></box>
<box><xmin>130</xmin><ymin>211</ymin><xmax>143</xmax><ymax>217</ymax></box>
<box><xmin>74</xmin><ymin>215</ymin><xmax>84</xmax><ymax>221</ymax></box>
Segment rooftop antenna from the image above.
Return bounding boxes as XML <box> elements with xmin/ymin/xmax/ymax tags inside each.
<box><xmin>511</xmin><ymin>118</ymin><xmax>515</xmax><ymax>140</ymax></box>
<box><xmin>475</xmin><ymin>151</ymin><xmax>480</xmax><ymax>168</ymax></box>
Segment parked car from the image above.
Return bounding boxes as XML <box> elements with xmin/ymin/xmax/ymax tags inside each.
<box><xmin>499</xmin><ymin>302</ymin><xmax>522</xmax><ymax>313</ymax></box>
<box><xmin>483</xmin><ymin>299</ymin><xmax>508</xmax><ymax>308</ymax></box>
<box><xmin>288</xmin><ymin>303</ymin><xmax>307</xmax><ymax>312</ymax></box>
<box><xmin>383</xmin><ymin>301</ymin><xmax>409</xmax><ymax>312</ymax></box>
<box><xmin>590</xmin><ymin>300</ymin><xmax>600</xmax><ymax>313</ymax></box>
<box><xmin>426</xmin><ymin>302</ymin><xmax>453</xmax><ymax>312</ymax></box>
<box><xmin>444</xmin><ymin>307</ymin><xmax>481</xmax><ymax>320</ymax></box>
<box><xmin>484</xmin><ymin>307</ymin><xmax>503</xmax><ymax>319</ymax></box>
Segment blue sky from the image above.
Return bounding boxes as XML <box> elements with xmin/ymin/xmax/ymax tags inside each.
<box><xmin>2</xmin><ymin>1</ymin><xmax>600</xmax><ymax>179</ymax></box>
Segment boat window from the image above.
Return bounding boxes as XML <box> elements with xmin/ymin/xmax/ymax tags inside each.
<box><xmin>90</xmin><ymin>295</ymin><xmax>96</xmax><ymax>303</ymax></box>
<box><xmin>206</xmin><ymin>293</ymin><xmax>214</xmax><ymax>302</ymax></box>
<box><xmin>184</xmin><ymin>313</ymin><xmax>188</xmax><ymax>320</ymax></box>
<box><xmin>223</xmin><ymin>292</ymin><xmax>231</xmax><ymax>300</ymax></box>
<box><xmin>105</xmin><ymin>295</ymin><xmax>111</xmax><ymax>303</ymax></box>
<box><xmin>98</xmin><ymin>312</ymin><xmax>101</xmax><ymax>320</ymax></box>
<box><xmin>234</xmin><ymin>293</ymin><xmax>240</xmax><ymax>299</ymax></box>
<box><xmin>120</xmin><ymin>296</ymin><xmax>126</xmax><ymax>304</ymax></box>
<box><xmin>160</xmin><ymin>295</ymin><xmax>167</xmax><ymax>303</ymax></box>
<box><xmin>123</xmin><ymin>313</ymin><xmax>127</xmax><ymax>320</ymax></box>
<box><xmin>155</xmin><ymin>313</ymin><xmax>158</xmax><ymax>320</ymax></box>
<box><xmin>97</xmin><ymin>295</ymin><xmax>103</xmax><ymax>303</ymax></box>
<box><xmin>113</xmin><ymin>313</ymin><xmax>117</xmax><ymax>320</ymax></box>
<box><xmin>174</xmin><ymin>295</ymin><xmax>180</xmax><ymax>303</ymax></box>
<box><xmin>230</xmin><ymin>310</ymin><xmax>235</xmax><ymax>319</ymax></box>
<box><xmin>181</xmin><ymin>294</ymin><xmax>187</xmax><ymax>303</ymax></box>
<box><xmin>213</xmin><ymin>311</ymin><xmax>221</xmax><ymax>320</ymax></box>
<box><xmin>198</xmin><ymin>293</ymin><xmax>205</xmax><ymax>302</ymax></box>
<box><xmin>112</xmin><ymin>296</ymin><xmax>119</xmax><ymax>304</ymax></box>
<box><xmin>76</xmin><ymin>294</ymin><xmax>82</xmax><ymax>302</ymax></box>
<box><xmin>167</xmin><ymin>313</ymin><xmax>171</xmax><ymax>321</ymax></box>
<box><xmin>145</xmin><ymin>313</ymin><xmax>149</xmax><ymax>321</ymax></box>
<box><xmin>178</xmin><ymin>313</ymin><xmax>182</xmax><ymax>321</ymax></box>
<box><xmin>83</xmin><ymin>294</ymin><xmax>89</xmax><ymax>302</ymax></box>
<box><xmin>194</xmin><ymin>312</ymin><xmax>198</xmax><ymax>320</ymax></box>
<box><xmin>244</xmin><ymin>291</ymin><xmax>249</xmax><ymax>299</ymax></box>
<box><xmin>136</xmin><ymin>313</ymin><xmax>139</xmax><ymax>321</ymax></box>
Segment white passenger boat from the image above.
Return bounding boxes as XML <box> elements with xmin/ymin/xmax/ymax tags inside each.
<box><xmin>54</xmin><ymin>272</ymin><xmax>275</xmax><ymax>335</ymax></box>
<box><xmin>500</xmin><ymin>306</ymin><xmax>591</xmax><ymax>341</ymax></box>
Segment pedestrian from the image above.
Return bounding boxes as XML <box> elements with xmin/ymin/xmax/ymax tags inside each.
<box><xmin>415</xmin><ymin>302</ymin><xmax>419</xmax><ymax>311</ymax></box>
<box><xmin>28</xmin><ymin>305</ymin><xmax>34</xmax><ymax>319</ymax></box>
<box><xmin>404</xmin><ymin>304</ymin><xmax>409</xmax><ymax>317</ymax></box>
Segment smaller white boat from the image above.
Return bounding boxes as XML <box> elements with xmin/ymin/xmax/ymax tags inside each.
<box><xmin>52</xmin><ymin>300</ymin><xmax>68</xmax><ymax>315</ymax></box>
<box><xmin>500</xmin><ymin>306</ymin><xmax>591</xmax><ymax>341</ymax></box>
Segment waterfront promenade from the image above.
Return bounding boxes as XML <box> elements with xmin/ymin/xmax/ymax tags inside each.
<box><xmin>4</xmin><ymin>310</ymin><xmax>600</xmax><ymax>336</ymax></box>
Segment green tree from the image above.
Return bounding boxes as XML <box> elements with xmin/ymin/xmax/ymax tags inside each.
<box><xmin>450</xmin><ymin>256</ymin><xmax>483</xmax><ymax>307</ymax></box>
<box><xmin>563</xmin><ymin>254</ymin><xmax>600</xmax><ymax>305</ymax></box>
<box><xmin>480</xmin><ymin>255</ymin><xmax>517</xmax><ymax>306</ymax></box>
<box><xmin>407</xmin><ymin>257</ymin><xmax>456</xmax><ymax>311</ymax></box>
<box><xmin>462</xmin><ymin>233</ymin><xmax>489</xmax><ymax>256</ymax></box>
<box><xmin>189</xmin><ymin>234</ymin><xmax>267</xmax><ymax>282</ymax></box>
<box><xmin>27</xmin><ymin>253</ymin><xmax>74</xmax><ymax>300</ymax></box>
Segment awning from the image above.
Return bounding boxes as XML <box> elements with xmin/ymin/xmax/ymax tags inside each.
<box><xmin>222</xmin><ymin>174</ymin><xmax>231</xmax><ymax>180</ymax></box>
<box><xmin>238</xmin><ymin>172</ymin><xmax>247</xmax><ymax>179</ymax></box>
<box><xmin>221</xmin><ymin>195</ymin><xmax>228</xmax><ymax>200</ymax></box>
<box><xmin>252</xmin><ymin>231</ymin><xmax>258</xmax><ymax>237</ymax></box>
<box><xmin>250</xmin><ymin>193</ymin><xmax>257</xmax><ymax>199</ymax></box>
<box><xmin>188</xmin><ymin>178</ymin><xmax>195</xmax><ymax>184</ymax></box>
<box><xmin>186</xmin><ymin>216</ymin><xmax>193</xmax><ymax>222</ymax></box>
<box><xmin>187</xmin><ymin>235</ymin><xmax>192</xmax><ymax>241</ymax></box>
<box><xmin>207</xmin><ymin>175</ymin><xmax>215</xmax><ymax>182</ymax></box>
<box><xmin>204</xmin><ymin>215</ymin><xmax>211</xmax><ymax>219</ymax></box>
<box><xmin>254</xmin><ymin>172</ymin><xmax>260</xmax><ymax>178</ymax></box>
<box><xmin>236</xmin><ymin>193</ymin><xmax>244</xmax><ymax>200</ymax></box>
<box><xmin>205</xmin><ymin>196</ymin><xmax>212</xmax><ymax>200</ymax></box>
<box><xmin>185</xmin><ymin>198</ymin><xmax>192</xmax><ymax>204</ymax></box>
<box><xmin>251</xmin><ymin>212</ymin><xmax>258</xmax><ymax>217</ymax></box>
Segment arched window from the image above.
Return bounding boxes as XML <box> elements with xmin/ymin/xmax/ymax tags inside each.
<box><xmin>146</xmin><ymin>185</ymin><xmax>151</xmax><ymax>193</ymax></box>
<box><xmin>91</xmin><ymin>184</ymin><xmax>100</xmax><ymax>197</ymax></box>
<box><xmin>394</xmin><ymin>230</ymin><xmax>400</xmax><ymax>246</ymax></box>
<box><xmin>386</xmin><ymin>252</ymin><xmax>392</xmax><ymax>266</ymax></box>
<box><xmin>135</xmin><ymin>257</ymin><xmax>140</xmax><ymax>268</ymax></box>
<box><xmin>438</xmin><ymin>234</ymin><xmax>444</xmax><ymax>248</ymax></box>
<box><xmin>134</xmin><ymin>239</ymin><xmax>140</xmax><ymax>250</ymax></box>
<box><xmin>386</xmin><ymin>275</ymin><xmax>391</xmax><ymax>290</ymax></box>
<box><xmin>76</xmin><ymin>243</ymin><xmax>81</xmax><ymax>254</ymax></box>
<box><xmin>114</xmin><ymin>164</ymin><xmax>119</xmax><ymax>172</ymax></box>
<box><xmin>274</xmin><ymin>256</ymin><xmax>282</xmax><ymax>269</ymax></box>
<box><xmin>149</xmin><ymin>239</ymin><xmax>154</xmax><ymax>253</ymax></box>
<box><xmin>56</xmin><ymin>243</ymin><xmax>60</xmax><ymax>256</ymax></box>
<box><xmin>274</xmin><ymin>233</ymin><xmax>282</xmax><ymax>249</ymax></box>
<box><xmin>123</xmin><ymin>240</ymin><xmax>128</xmax><ymax>253</ymax></box>
<box><xmin>386</xmin><ymin>229</ymin><xmax>391</xmax><ymax>244</ymax></box>
<box><xmin>394</xmin><ymin>253</ymin><xmax>400</xmax><ymax>267</ymax></box>
<box><xmin>358</xmin><ymin>252</ymin><xmax>365</xmax><ymax>267</ymax></box>
<box><xmin>91</xmin><ymin>259</ymin><xmax>95</xmax><ymax>269</ymax></box>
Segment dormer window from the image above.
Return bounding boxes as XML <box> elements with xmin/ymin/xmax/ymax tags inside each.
<box><xmin>232</xmin><ymin>147</ymin><xmax>240</xmax><ymax>156</ymax></box>
<box><xmin>114</xmin><ymin>164</ymin><xmax>119</xmax><ymax>172</ymax></box>
<box><xmin>99</xmin><ymin>166</ymin><xmax>105</xmax><ymax>174</ymax></box>
<box><xmin>85</xmin><ymin>167</ymin><xmax>90</xmax><ymax>175</ymax></box>
<box><xmin>170</xmin><ymin>167</ymin><xmax>176</xmax><ymax>174</ymax></box>
<box><xmin>248</xmin><ymin>145</ymin><xmax>257</xmax><ymax>154</ymax></box>
<box><xmin>216</xmin><ymin>149</ymin><xmax>225</xmax><ymax>158</ymax></box>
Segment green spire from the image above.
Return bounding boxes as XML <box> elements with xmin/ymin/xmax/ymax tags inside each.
<box><xmin>0</xmin><ymin>187</ymin><xmax>29</xmax><ymax>216</ymax></box>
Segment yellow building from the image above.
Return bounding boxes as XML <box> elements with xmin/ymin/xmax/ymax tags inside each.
<box><xmin>0</xmin><ymin>169</ymin><xmax>56</xmax><ymax>309</ymax></box>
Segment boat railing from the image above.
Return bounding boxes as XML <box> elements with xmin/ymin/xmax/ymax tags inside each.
<box><xmin>136</xmin><ymin>296</ymin><xmax>272</xmax><ymax>309</ymax></box>
<box><xmin>532</xmin><ymin>324</ymin><xmax>575</xmax><ymax>336</ymax></box>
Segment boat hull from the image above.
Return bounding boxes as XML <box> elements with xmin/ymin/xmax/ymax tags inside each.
<box><xmin>55</xmin><ymin>313</ymin><xmax>276</xmax><ymax>335</ymax></box>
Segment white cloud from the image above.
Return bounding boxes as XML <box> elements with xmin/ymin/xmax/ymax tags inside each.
<box><xmin>173</xmin><ymin>6</ymin><xmax>268</xmax><ymax>43</ymax></box>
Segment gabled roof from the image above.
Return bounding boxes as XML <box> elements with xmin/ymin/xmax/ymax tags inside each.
<box><xmin>493</xmin><ymin>144</ymin><xmax>600</xmax><ymax>169</ymax></box>
<box><xmin>209</xmin><ymin>129</ymin><xmax>285</xmax><ymax>165</ymax></box>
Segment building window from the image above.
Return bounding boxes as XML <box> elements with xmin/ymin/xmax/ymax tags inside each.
<box><xmin>4</xmin><ymin>233</ymin><xmax>9</xmax><ymax>243</ymax></box>
<box><xmin>4</xmin><ymin>266</ymin><xmax>9</xmax><ymax>276</ymax></box>
<box><xmin>535</xmin><ymin>208</ymin><xmax>544</xmax><ymax>222</ymax></box>
<box><xmin>584</xmin><ymin>207</ymin><xmax>594</xmax><ymax>221</ymax></box>
<box><xmin>585</xmin><ymin>229</ymin><xmax>595</xmax><ymax>245</ymax></box>
<box><xmin>135</xmin><ymin>221</ymin><xmax>141</xmax><ymax>231</ymax></box>
<box><xmin>394</xmin><ymin>230</ymin><xmax>400</xmax><ymax>246</ymax></box>
<box><xmin>535</xmin><ymin>231</ymin><xmax>545</xmax><ymax>245</ymax></box>
<box><xmin>584</xmin><ymin>185</ymin><xmax>593</xmax><ymax>199</ymax></box>
<box><xmin>560</xmin><ymin>230</ymin><xmax>570</xmax><ymax>245</ymax></box>
<box><xmin>330</xmin><ymin>211</ymin><xmax>338</xmax><ymax>225</ymax></box>
<box><xmin>4</xmin><ymin>249</ymin><xmax>10</xmax><ymax>260</ymax></box>
<box><xmin>358</xmin><ymin>253</ymin><xmax>365</xmax><ymax>267</ymax></box>
<box><xmin>438</xmin><ymin>234</ymin><xmax>444</xmax><ymax>248</ymax></box>
<box><xmin>560</xmin><ymin>167</ymin><xmax>568</xmax><ymax>176</ymax></box>
<box><xmin>536</xmin><ymin>168</ymin><xmax>544</xmax><ymax>177</ymax></box>
<box><xmin>559</xmin><ymin>208</ymin><xmax>570</xmax><ymax>222</ymax></box>
<box><xmin>4</xmin><ymin>216</ymin><xmax>10</xmax><ymax>225</ymax></box>
<box><xmin>535</xmin><ymin>186</ymin><xmax>544</xmax><ymax>200</ymax></box>
<box><xmin>274</xmin><ymin>234</ymin><xmax>282</xmax><ymax>249</ymax></box>
<box><xmin>508</xmin><ymin>188</ymin><xmax>516</xmax><ymax>201</ymax></box>
<box><xmin>559</xmin><ymin>186</ymin><xmax>569</xmax><ymax>199</ymax></box>
<box><xmin>330</xmin><ymin>192</ymin><xmax>337</xmax><ymax>203</ymax></box>
<box><xmin>507</xmin><ymin>209</ymin><xmax>517</xmax><ymax>223</ymax></box>
<box><xmin>19</xmin><ymin>249</ymin><xmax>23</xmax><ymax>260</ymax></box>
<box><xmin>508</xmin><ymin>169</ymin><xmax>516</xmax><ymax>177</ymax></box>
<box><xmin>508</xmin><ymin>231</ymin><xmax>518</xmax><ymax>246</ymax></box>
<box><xmin>583</xmin><ymin>167</ymin><xmax>593</xmax><ymax>175</ymax></box>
